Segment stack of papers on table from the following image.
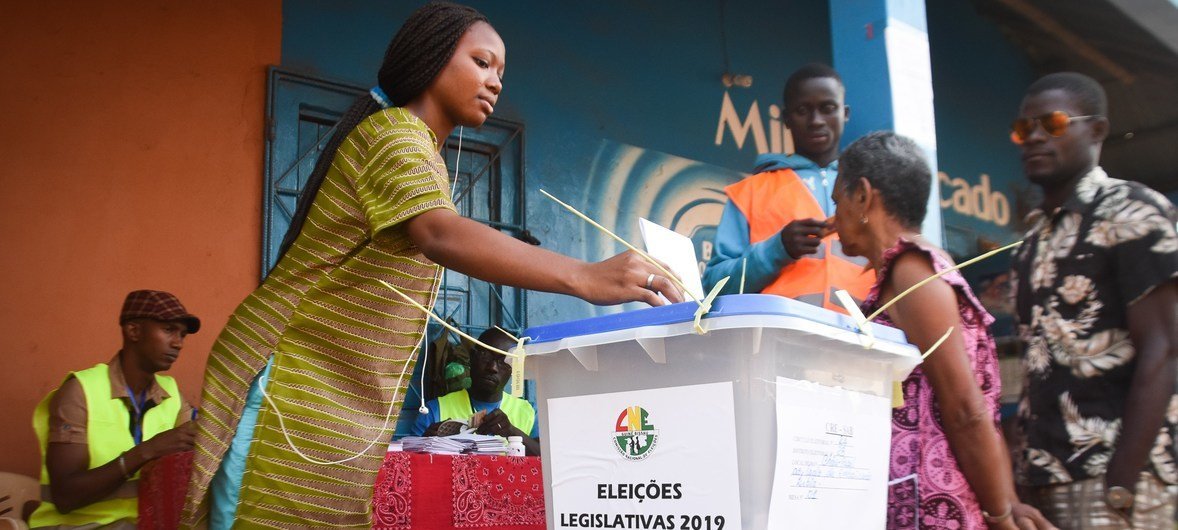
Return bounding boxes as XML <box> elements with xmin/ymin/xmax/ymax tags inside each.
<box><xmin>397</xmin><ymin>434</ymin><xmax>507</xmax><ymax>455</ymax></box>
<box><xmin>400</xmin><ymin>436</ymin><xmax>468</xmax><ymax>455</ymax></box>
<box><xmin>450</xmin><ymin>434</ymin><xmax>507</xmax><ymax>455</ymax></box>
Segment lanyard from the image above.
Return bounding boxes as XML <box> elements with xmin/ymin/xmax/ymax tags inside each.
<box><xmin>126</xmin><ymin>385</ymin><xmax>148</xmax><ymax>445</ymax></box>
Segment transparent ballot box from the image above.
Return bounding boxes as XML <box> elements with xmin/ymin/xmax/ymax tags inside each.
<box><xmin>524</xmin><ymin>294</ymin><xmax>921</xmax><ymax>530</ymax></box>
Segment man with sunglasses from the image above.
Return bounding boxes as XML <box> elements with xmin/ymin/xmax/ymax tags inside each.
<box><xmin>1010</xmin><ymin>72</ymin><xmax>1178</xmax><ymax>528</ymax></box>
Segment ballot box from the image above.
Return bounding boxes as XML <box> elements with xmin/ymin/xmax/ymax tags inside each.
<box><xmin>523</xmin><ymin>294</ymin><xmax>921</xmax><ymax>530</ymax></box>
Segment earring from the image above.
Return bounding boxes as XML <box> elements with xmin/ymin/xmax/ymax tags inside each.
<box><xmin>860</xmin><ymin>216</ymin><xmax>868</xmax><ymax>225</ymax></box>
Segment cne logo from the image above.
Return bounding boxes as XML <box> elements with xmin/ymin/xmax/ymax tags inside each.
<box><xmin>613</xmin><ymin>406</ymin><xmax>659</xmax><ymax>460</ymax></box>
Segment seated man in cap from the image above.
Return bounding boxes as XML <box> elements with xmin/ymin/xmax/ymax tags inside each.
<box><xmin>30</xmin><ymin>290</ymin><xmax>200</xmax><ymax>529</ymax></box>
<box><xmin>412</xmin><ymin>328</ymin><xmax>540</xmax><ymax>456</ymax></box>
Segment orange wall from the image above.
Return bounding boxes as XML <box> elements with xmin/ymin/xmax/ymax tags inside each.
<box><xmin>0</xmin><ymin>1</ymin><xmax>281</xmax><ymax>477</ymax></box>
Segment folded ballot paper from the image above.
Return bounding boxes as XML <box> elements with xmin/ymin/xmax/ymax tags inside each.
<box><xmin>638</xmin><ymin>218</ymin><xmax>705</xmax><ymax>301</ymax></box>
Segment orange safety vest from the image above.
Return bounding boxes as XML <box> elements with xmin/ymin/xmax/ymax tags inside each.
<box><xmin>725</xmin><ymin>168</ymin><xmax>876</xmax><ymax>313</ymax></box>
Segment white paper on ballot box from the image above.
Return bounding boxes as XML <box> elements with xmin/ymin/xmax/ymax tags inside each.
<box><xmin>546</xmin><ymin>382</ymin><xmax>742</xmax><ymax>530</ymax></box>
<box><xmin>768</xmin><ymin>377</ymin><xmax>892</xmax><ymax>529</ymax></box>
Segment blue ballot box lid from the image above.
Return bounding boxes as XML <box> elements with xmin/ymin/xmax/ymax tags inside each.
<box><xmin>524</xmin><ymin>293</ymin><xmax>908</xmax><ymax>345</ymax></box>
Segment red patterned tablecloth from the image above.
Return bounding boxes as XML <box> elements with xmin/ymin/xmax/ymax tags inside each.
<box><xmin>136</xmin><ymin>450</ymin><xmax>545</xmax><ymax>529</ymax></box>
<box><xmin>372</xmin><ymin>452</ymin><xmax>546</xmax><ymax>530</ymax></box>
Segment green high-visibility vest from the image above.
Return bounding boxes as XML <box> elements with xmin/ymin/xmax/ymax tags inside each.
<box><xmin>437</xmin><ymin>389</ymin><xmax>535</xmax><ymax>436</ymax></box>
<box><xmin>30</xmin><ymin>363</ymin><xmax>181</xmax><ymax>528</ymax></box>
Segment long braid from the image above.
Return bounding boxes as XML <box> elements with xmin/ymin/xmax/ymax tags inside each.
<box><xmin>277</xmin><ymin>97</ymin><xmax>380</xmax><ymax>259</ymax></box>
<box><xmin>276</xmin><ymin>1</ymin><xmax>489</xmax><ymax>262</ymax></box>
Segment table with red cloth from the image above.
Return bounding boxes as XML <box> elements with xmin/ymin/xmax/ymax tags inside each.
<box><xmin>137</xmin><ymin>450</ymin><xmax>546</xmax><ymax>530</ymax></box>
<box><xmin>372</xmin><ymin>451</ymin><xmax>546</xmax><ymax>530</ymax></box>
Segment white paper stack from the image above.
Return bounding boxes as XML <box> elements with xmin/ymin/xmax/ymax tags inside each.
<box><xmin>450</xmin><ymin>434</ymin><xmax>508</xmax><ymax>455</ymax></box>
<box><xmin>399</xmin><ymin>434</ymin><xmax>508</xmax><ymax>455</ymax></box>
<box><xmin>400</xmin><ymin>436</ymin><xmax>468</xmax><ymax>455</ymax></box>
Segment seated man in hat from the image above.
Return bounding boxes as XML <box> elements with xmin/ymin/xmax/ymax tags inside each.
<box><xmin>412</xmin><ymin>328</ymin><xmax>540</xmax><ymax>456</ymax></box>
<box><xmin>30</xmin><ymin>290</ymin><xmax>200</xmax><ymax>529</ymax></box>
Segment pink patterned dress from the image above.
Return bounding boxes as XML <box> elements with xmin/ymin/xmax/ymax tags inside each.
<box><xmin>863</xmin><ymin>239</ymin><xmax>1003</xmax><ymax>530</ymax></box>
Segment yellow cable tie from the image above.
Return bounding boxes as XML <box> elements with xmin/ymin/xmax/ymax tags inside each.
<box><xmin>510</xmin><ymin>338</ymin><xmax>527</xmax><ymax>397</ymax></box>
<box><xmin>493</xmin><ymin>325</ymin><xmax>522</xmax><ymax>343</ymax></box>
<box><xmin>921</xmin><ymin>326</ymin><xmax>955</xmax><ymax>360</ymax></box>
<box><xmin>865</xmin><ymin>240</ymin><xmax>1023</xmax><ymax>322</ymax></box>
<box><xmin>834</xmin><ymin>289</ymin><xmax>875</xmax><ymax>349</ymax></box>
<box><xmin>538</xmin><ymin>189</ymin><xmax>700</xmax><ymax>305</ymax></box>
<box><xmin>493</xmin><ymin>326</ymin><xmax>532</xmax><ymax>398</ymax></box>
<box><xmin>692</xmin><ymin>277</ymin><xmax>729</xmax><ymax>335</ymax></box>
<box><xmin>739</xmin><ymin>257</ymin><xmax>747</xmax><ymax>295</ymax></box>
<box><xmin>891</xmin><ymin>381</ymin><xmax>905</xmax><ymax>409</ymax></box>
<box><xmin>378</xmin><ymin>279</ymin><xmax>522</xmax><ymax>359</ymax></box>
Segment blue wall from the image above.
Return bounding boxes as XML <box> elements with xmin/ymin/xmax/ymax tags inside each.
<box><xmin>282</xmin><ymin>0</ymin><xmax>831</xmax><ymax>175</ymax></box>
<box><xmin>927</xmin><ymin>0</ymin><xmax>1036</xmax><ymax>251</ymax></box>
<box><xmin>280</xmin><ymin>0</ymin><xmax>1035</xmax><ymax>325</ymax></box>
<box><xmin>282</xmin><ymin>0</ymin><xmax>835</xmax><ymax>322</ymax></box>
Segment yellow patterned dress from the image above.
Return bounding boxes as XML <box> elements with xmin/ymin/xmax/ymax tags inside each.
<box><xmin>182</xmin><ymin>108</ymin><xmax>455</xmax><ymax>528</ymax></box>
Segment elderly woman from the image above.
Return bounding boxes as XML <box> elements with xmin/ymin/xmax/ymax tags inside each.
<box><xmin>830</xmin><ymin>132</ymin><xmax>1055</xmax><ymax>530</ymax></box>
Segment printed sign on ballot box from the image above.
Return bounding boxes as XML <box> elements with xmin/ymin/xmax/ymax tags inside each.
<box><xmin>547</xmin><ymin>382</ymin><xmax>742</xmax><ymax>530</ymax></box>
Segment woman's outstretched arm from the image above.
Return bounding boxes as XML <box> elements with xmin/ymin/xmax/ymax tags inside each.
<box><xmin>405</xmin><ymin>208</ymin><xmax>683</xmax><ymax>307</ymax></box>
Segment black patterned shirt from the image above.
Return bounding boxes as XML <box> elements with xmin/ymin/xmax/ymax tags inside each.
<box><xmin>1012</xmin><ymin>167</ymin><xmax>1178</xmax><ymax>487</ymax></box>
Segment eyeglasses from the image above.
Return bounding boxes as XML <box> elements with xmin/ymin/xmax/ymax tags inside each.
<box><xmin>1010</xmin><ymin>111</ymin><xmax>1101</xmax><ymax>144</ymax></box>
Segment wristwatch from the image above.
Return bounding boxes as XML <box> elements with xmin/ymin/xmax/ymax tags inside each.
<box><xmin>1105</xmin><ymin>486</ymin><xmax>1134</xmax><ymax>510</ymax></box>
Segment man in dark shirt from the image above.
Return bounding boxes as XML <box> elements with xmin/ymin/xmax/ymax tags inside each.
<box><xmin>1010</xmin><ymin>72</ymin><xmax>1178</xmax><ymax>528</ymax></box>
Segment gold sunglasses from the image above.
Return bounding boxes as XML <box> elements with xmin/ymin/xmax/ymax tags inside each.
<box><xmin>1010</xmin><ymin>111</ymin><xmax>1101</xmax><ymax>144</ymax></box>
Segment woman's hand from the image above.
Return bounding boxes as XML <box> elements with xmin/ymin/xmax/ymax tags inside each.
<box><xmin>573</xmin><ymin>250</ymin><xmax>684</xmax><ymax>307</ymax></box>
<box><xmin>1009</xmin><ymin>502</ymin><xmax>1057</xmax><ymax>530</ymax></box>
<box><xmin>990</xmin><ymin>502</ymin><xmax>1056</xmax><ymax>529</ymax></box>
<box><xmin>407</xmin><ymin>210</ymin><xmax>683</xmax><ymax>307</ymax></box>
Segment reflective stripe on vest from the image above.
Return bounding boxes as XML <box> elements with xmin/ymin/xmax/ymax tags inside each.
<box><xmin>30</xmin><ymin>363</ymin><xmax>181</xmax><ymax>528</ymax></box>
<box><xmin>725</xmin><ymin>168</ymin><xmax>876</xmax><ymax>313</ymax></box>
<box><xmin>437</xmin><ymin>389</ymin><xmax>535</xmax><ymax>436</ymax></box>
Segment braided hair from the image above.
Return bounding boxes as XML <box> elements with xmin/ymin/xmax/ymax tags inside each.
<box><xmin>277</xmin><ymin>1</ymin><xmax>489</xmax><ymax>261</ymax></box>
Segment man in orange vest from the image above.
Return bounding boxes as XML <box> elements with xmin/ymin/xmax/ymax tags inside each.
<box><xmin>703</xmin><ymin>63</ymin><xmax>874</xmax><ymax>313</ymax></box>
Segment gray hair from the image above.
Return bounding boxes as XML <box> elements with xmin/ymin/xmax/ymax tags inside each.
<box><xmin>837</xmin><ymin>131</ymin><xmax>930</xmax><ymax>229</ymax></box>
